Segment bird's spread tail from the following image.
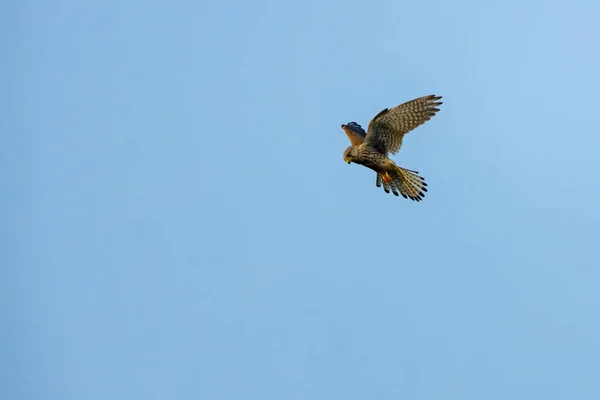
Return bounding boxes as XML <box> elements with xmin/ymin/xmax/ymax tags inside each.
<box><xmin>376</xmin><ymin>166</ymin><xmax>428</xmax><ymax>201</ymax></box>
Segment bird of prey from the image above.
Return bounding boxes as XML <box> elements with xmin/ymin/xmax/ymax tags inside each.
<box><xmin>341</xmin><ymin>94</ymin><xmax>442</xmax><ymax>201</ymax></box>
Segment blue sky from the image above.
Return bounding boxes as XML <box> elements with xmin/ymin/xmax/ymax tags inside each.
<box><xmin>3</xmin><ymin>0</ymin><xmax>600</xmax><ymax>399</ymax></box>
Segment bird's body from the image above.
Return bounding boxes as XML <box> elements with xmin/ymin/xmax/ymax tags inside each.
<box><xmin>341</xmin><ymin>95</ymin><xmax>442</xmax><ymax>201</ymax></box>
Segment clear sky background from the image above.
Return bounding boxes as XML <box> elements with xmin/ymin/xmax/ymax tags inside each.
<box><xmin>3</xmin><ymin>0</ymin><xmax>600</xmax><ymax>399</ymax></box>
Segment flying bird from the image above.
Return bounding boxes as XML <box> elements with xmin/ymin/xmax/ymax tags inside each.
<box><xmin>341</xmin><ymin>94</ymin><xmax>442</xmax><ymax>201</ymax></box>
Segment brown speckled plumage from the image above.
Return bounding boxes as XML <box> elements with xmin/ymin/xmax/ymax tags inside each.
<box><xmin>341</xmin><ymin>95</ymin><xmax>442</xmax><ymax>201</ymax></box>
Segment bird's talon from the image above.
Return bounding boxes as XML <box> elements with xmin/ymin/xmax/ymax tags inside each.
<box><xmin>381</xmin><ymin>172</ymin><xmax>393</xmax><ymax>184</ymax></box>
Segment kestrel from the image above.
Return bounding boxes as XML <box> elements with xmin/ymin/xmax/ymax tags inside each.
<box><xmin>341</xmin><ymin>94</ymin><xmax>442</xmax><ymax>201</ymax></box>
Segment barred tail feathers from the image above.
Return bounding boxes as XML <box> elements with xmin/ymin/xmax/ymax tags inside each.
<box><xmin>376</xmin><ymin>166</ymin><xmax>428</xmax><ymax>201</ymax></box>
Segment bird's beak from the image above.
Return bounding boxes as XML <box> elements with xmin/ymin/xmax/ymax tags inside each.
<box><xmin>345</xmin><ymin>157</ymin><xmax>351</xmax><ymax>164</ymax></box>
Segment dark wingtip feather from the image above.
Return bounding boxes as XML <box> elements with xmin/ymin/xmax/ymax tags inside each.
<box><xmin>343</xmin><ymin>122</ymin><xmax>366</xmax><ymax>138</ymax></box>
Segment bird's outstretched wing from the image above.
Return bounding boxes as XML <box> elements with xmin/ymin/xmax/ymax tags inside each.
<box><xmin>365</xmin><ymin>95</ymin><xmax>442</xmax><ymax>155</ymax></box>
<box><xmin>341</xmin><ymin>122</ymin><xmax>367</xmax><ymax>146</ymax></box>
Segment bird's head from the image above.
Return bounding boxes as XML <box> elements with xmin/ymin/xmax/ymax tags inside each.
<box><xmin>343</xmin><ymin>146</ymin><xmax>357</xmax><ymax>164</ymax></box>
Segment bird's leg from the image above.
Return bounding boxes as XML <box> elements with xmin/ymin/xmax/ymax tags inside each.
<box><xmin>381</xmin><ymin>171</ymin><xmax>394</xmax><ymax>184</ymax></box>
